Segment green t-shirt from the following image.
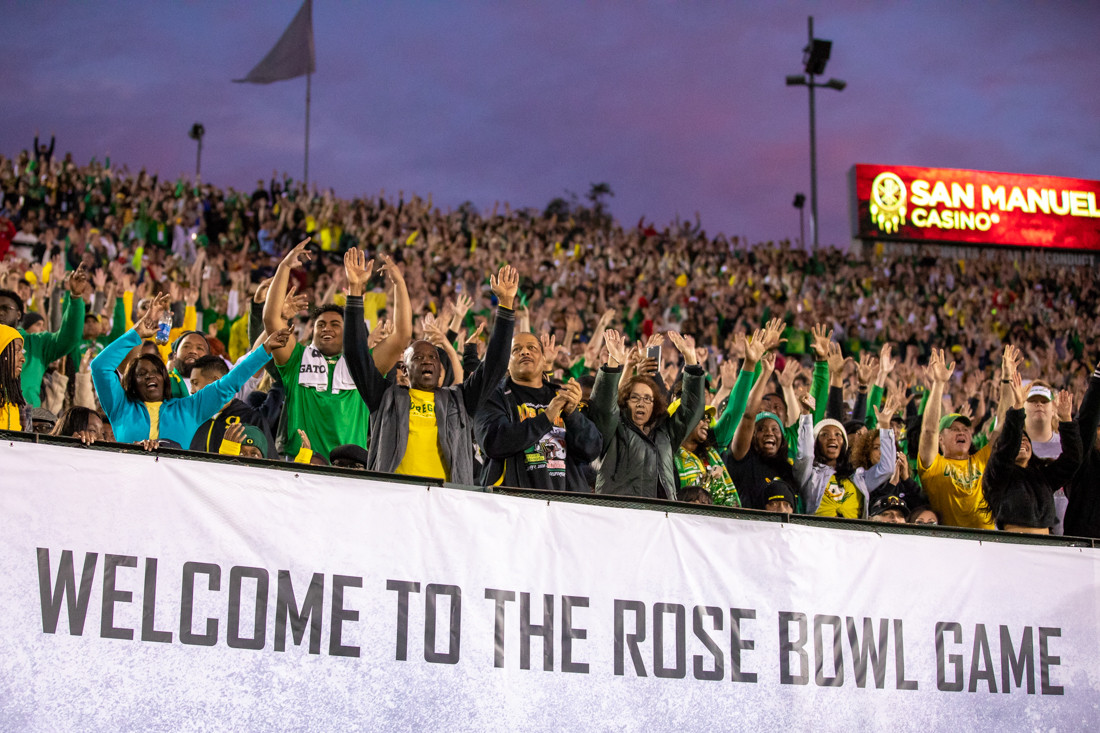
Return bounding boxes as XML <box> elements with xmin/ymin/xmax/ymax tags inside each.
<box><xmin>275</xmin><ymin>342</ymin><xmax>369</xmax><ymax>462</ymax></box>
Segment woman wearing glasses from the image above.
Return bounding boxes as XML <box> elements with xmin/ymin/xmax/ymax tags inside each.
<box><xmin>589</xmin><ymin>329</ymin><xmax>706</xmax><ymax>500</ymax></box>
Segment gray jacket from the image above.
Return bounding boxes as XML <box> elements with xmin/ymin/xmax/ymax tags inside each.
<box><xmin>342</xmin><ymin>295</ymin><xmax>514</xmax><ymax>484</ymax></box>
<box><xmin>590</xmin><ymin>364</ymin><xmax>706</xmax><ymax>500</ymax></box>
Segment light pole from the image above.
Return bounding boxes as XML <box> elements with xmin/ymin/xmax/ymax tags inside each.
<box><xmin>189</xmin><ymin>123</ymin><xmax>205</xmax><ymax>178</ymax></box>
<box><xmin>793</xmin><ymin>193</ymin><xmax>806</xmax><ymax>250</ymax></box>
<box><xmin>786</xmin><ymin>16</ymin><xmax>845</xmax><ymax>251</ymax></box>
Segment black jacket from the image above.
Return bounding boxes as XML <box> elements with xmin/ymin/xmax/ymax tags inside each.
<box><xmin>190</xmin><ymin>387</ymin><xmax>284</xmax><ymax>459</ymax></box>
<box><xmin>475</xmin><ymin>377</ymin><xmax>603</xmax><ymax>492</ymax></box>
<box><xmin>1063</xmin><ymin>367</ymin><xmax>1100</xmax><ymax>537</ymax></box>
<box><xmin>981</xmin><ymin>408</ymin><xmax>1082</xmax><ymax>530</ymax></box>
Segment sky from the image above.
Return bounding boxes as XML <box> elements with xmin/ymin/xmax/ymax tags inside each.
<box><xmin>2</xmin><ymin>1</ymin><xmax>1099</xmax><ymax>248</ymax></box>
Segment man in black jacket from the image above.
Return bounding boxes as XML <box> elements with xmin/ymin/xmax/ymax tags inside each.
<box><xmin>475</xmin><ymin>332</ymin><xmax>602</xmax><ymax>492</ymax></box>
<box><xmin>342</xmin><ymin>256</ymin><xmax>517</xmax><ymax>484</ymax></box>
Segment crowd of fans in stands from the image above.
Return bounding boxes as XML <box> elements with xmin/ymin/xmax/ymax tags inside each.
<box><xmin>1</xmin><ymin>139</ymin><xmax>1098</xmax><ymax>540</ymax></box>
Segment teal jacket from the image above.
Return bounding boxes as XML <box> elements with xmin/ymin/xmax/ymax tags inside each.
<box><xmin>91</xmin><ymin>329</ymin><xmax>272</xmax><ymax>446</ymax></box>
<box><xmin>17</xmin><ymin>292</ymin><xmax>85</xmax><ymax>408</ymax></box>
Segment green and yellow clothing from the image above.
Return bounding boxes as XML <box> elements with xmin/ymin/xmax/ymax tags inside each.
<box><xmin>919</xmin><ymin>444</ymin><xmax>994</xmax><ymax>530</ymax></box>
<box><xmin>274</xmin><ymin>342</ymin><xmax>369</xmax><ymax>462</ymax></box>
<box><xmin>395</xmin><ymin>389</ymin><xmax>448</xmax><ymax>479</ymax></box>
<box><xmin>676</xmin><ymin>446</ymin><xmax>740</xmax><ymax>507</ymax></box>
<box><xmin>0</xmin><ymin>403</ymin><xmax>22</xmax><ymax>431</ymax></box>
<box><xmin>815</xmin><ymin>474</ymin><xmax>863</xmax><ymax>518</ymax></box>
<box><xmin>17</xmin><ymin>292</ymin><xmax>85</xmax><ymax>408</ymax></box>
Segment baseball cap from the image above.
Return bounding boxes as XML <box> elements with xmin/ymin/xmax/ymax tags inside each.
<box><xmin>868</xmin><ymin>492</ymin><xmax>910</xmax><ymax>519</ymax></box>
<box><xmin>937</xmin><ymin>413</ymin><xmax>972</xmax><ymax>432</ymax></box>
<box><xmin>1026</xmin><ymin>384</ymin><xmax>1052</xmax><ymax>402</ymax></box>
<box><xmin>238</xmin><ymin>425</ymin><xmax>269</xmax><ymax>455</ymax></box>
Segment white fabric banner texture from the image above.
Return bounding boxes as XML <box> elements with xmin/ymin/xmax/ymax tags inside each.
<box><xmin>1</xmin><ymin>441</ymin><xmax>1098</xmax><ymax>732</ymax></box>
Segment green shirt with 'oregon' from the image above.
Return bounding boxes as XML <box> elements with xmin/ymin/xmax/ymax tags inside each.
<box><xmin>275</xmin><ymin>342</ymin><xmax>369</xmax><ymax>462</ymax></box>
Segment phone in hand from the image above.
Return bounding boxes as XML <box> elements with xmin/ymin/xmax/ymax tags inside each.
<box><xmin>647</xmin><ymin>345</ymin><xmax>661</xmax><ymax>363</ymax></box>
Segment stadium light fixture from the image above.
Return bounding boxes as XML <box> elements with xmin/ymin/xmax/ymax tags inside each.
<box><xmin>785</xmin><ymin>16</ymin><xmax>846</xmax><ymax>251</ymax></box>
<box><xmin>793</xmin><ymin>193</ymin><xmax>807</xmax><ymax>249</ymax></box>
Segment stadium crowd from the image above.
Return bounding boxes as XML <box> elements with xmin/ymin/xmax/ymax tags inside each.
<box><xmin>1</xmin><ymin>140</ymin><xmax>1099</xmax><ymax>539</ymax></box>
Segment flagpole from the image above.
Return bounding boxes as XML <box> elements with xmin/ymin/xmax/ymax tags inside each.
<box><xmin>304</xmin><ymin>72</ymin><xmax>311</xmax><ymax>188</ymax></box>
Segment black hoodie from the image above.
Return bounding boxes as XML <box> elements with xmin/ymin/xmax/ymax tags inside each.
<box><xmin>981</xmin><ymin>408</ymin><xmax>1082</xmax><ymax>530</ymax></box>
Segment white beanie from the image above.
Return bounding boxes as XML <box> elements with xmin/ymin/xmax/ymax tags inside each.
<box><xmin>812</xmin><ymin>418</ymin><xmax>849</xmax><ymax>450</ymax></box>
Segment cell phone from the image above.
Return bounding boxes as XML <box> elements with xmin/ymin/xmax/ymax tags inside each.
<box><xmin>647</xmin><ymin>345</ymin><xmax>661</xmax><ymax>363</ymax></box>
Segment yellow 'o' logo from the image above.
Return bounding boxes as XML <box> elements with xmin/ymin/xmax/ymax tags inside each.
<box><xmin>870</xmin><ymin>172</ymin><xmax>906</xmax><ymax>233</ymax></box>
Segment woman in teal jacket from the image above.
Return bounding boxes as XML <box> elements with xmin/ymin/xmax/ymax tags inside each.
<box><xmin>91</xmin><ymin>293</ymin><xmax>290</xmax><ymax>447</ymax></box>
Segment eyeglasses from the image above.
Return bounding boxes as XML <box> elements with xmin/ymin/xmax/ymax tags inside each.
<box><xmin>627</xmin><ymin>394</ymin><xmax>654</xmax><ymax>405</ymax></box>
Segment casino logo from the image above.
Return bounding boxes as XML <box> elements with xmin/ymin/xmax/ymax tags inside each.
<box><xmin>870</xmin><ymin>172</ymin><xmax>906</xmax><ymax>232</ymax></box>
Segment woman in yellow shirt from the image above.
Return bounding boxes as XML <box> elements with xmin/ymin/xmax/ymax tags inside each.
<box><xmin>0</xmin><ymin>324</ymin><xmax>28</xmax><ymax>432</ymax></box>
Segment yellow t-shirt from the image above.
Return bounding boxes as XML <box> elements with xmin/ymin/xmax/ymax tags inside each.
<box><xmin>919</xmin><ymin>444</ymin><xmax>993</xmax><ymax>530</ymax></box>
<box><xmin>395</xmin><ymin>389</ymin><xmax>448</xmax><ymax>480</ymax></box>
<box><xmin>816</xmin><ymin>474</ymin><xmax>863</xmax><ymax>518</ymax></box>
<box><xmin>0</xmin><ymin>403</ymin><xmax>22</xmax><ymax>431</ymax></box>
<box><xmin>145</xmin><ymin>402</ymin><xmax>162</xmax><ymax>440</ymax></box>
<box><xmin>362</xmin><ymin>291</ymin><xmax>388</xmax><ymax>330</ymax></box>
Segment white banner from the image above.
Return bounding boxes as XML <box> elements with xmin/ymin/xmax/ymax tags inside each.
<box><xmin>1</xmin><ymin>441</ymin><xmax>1098</xmax><ymax>732</ymax></box>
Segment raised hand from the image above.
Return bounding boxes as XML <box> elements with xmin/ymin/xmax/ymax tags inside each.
<box><xmin>856</xmin><ymin>352</ymin><xmax>879</xmax><ymax>387</ymax></box>
<box><xmin>280</xmin><ymin>286</ymin><xmax>309</xmax><ymax>321</ymax></box>
<box><xmin>378</xmin><ymin>253</ymin><xmax>406</xmax><ymax>285</ymax></box>
<box><xmin>1054</xmin><ymin>390</ymin><xmax>1074</xmax><ymax>423</ymax></box>
<box><xmin>810</xmin><ymin>324</ymin><xmax>833</xmax><ymax>361</ymax></box>
<box><xmin>878</xmin><ymin>343</ymin><xmax>897</xmax><ymax>382</ymax></box>
<box><xmin>1009</xmin><ymin>371</ymin><xmax>1027</xmax><ymax>409</ymax></box>
<box><xmin>92</xmin><ymin>268</ymin><xmax>108</xmax><ymax>292</ymax></box>
<box><xmin>368</xmin><ymin>317</ymin><xmax>394</xmax><ymax>349</ymax></box>
<box><xmin>490</xmin><ymin>264</ymin><xmax>519</xmax><ymax>309</ymax></box>
<box><xmin>778</xmin><ymin>358</ymin><xmax>803</xmax><ymax>388</ymax></box>
<box><xmin>743</xmin><ymin>328</ymin><xmax>768</xmax><ymax>366</ymax></box>
<box><xmin>297</xmin><ymin>429</ymin><xmax>312</xmax><ymax>452</ymax></box>
<box><xmin>666</xmin><ymin>331</ymin><xmax>697</xmax><ymax>366</ymax></box>
<box><xmin>540</xmin><ymin>332</ymin><xmax>558</xmax><ymax>373</ymax></box>
<box><xmin>263</xmin><ymin>327</ymin><xmax>293</xmax><ymax>353</ymax></box>
<box><xmin>604</xmin><ymin>329</ymin><xmax>627</xmax><ymax>367</ymax></box>
<box><xmin>760</xmin><ymin>351</ymin><xmax>777</xmax><ymax>378</ymax></box>
<box><xmin>343</xmin><ymin>247</ymin><xmax>375</xmax><ymax>294</ymax></box>
<box><xmin>68</xmin><ymin>264</ymin><xmax>91</xmax><ymax>297</ymax></box>
<box><xmin>719</xmin><ymin>358</ymin><xmax>738</xmax><ymax>389</ymax></box>
<box><xmin>759</xmin><ymin>317</ymin><xmax>787</xmax><ymax>351</ymax></box>
<box><xmin>281</xmin><ymin>237</ymin><xmax>312</xmax><ymax>270</ymax></box>
<box><xmin>825</xmin><ymin>341</ymin><xmax>848</xmax><ymax>376</ymax></box>
<box><xmin>224</xmin><ymin>422</ymin><xmax>246</xmax><ymax>444</ymax></box>
<box><xmin>927</xmin><ymin>348</ymin><xmax>956</xmax><ymax>384</ymax></box>
<box><xmin>454</xmin><ymin>292</ymin><xmax>474</xmax><ymax>321</ymax></box>
<box><xmin>134</xmin><ymin>293</ymin><xmax>171</xmax><ymax>339</ymax></box>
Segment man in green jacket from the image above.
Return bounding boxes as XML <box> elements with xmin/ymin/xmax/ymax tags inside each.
<box><xmin>0</xmin><ymin>268</ymin><xmax>88</xmax><ymax>408</ymax></box>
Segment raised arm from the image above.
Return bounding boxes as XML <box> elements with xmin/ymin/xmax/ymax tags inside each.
<box><xmin>34</xmin><ymin>266</ymin><xmax>89</xmax><ymax>364</ymax></box>
<box><xmin>91</xmin><ymin>293</ymin><xmax>170</xmax><ymax>417</ymax></box>
<box><xmin>1045</xmin><ymin>390</ymin><xmax>1083</xmax><ymax>489</ymax></box>
<box><xmin>367</xmin><ymin>253</ymin><xmax>412</xmax><ymax>374</ymax></box>
<box><xmin>590</xmin><ymin>329</ymin><xmax>627</xmax><ymax>449</ymax></box>
<box><xmin>343</xmin><ymin>291</ymin><xmax>391</xmax><ymax>412</ymax></box>
<box><xmin>460</xmin><ymin>265</ymin><xmax>517</xmax><ymax>416</ymax></box>
<box><xmin>663</xmin><ymin>331</ymin><xmax>705</xmax><ymax>447</ymax></box>
<box><xmin>918</xmin><ymin>348</ymin><xmax>955</xmax><ymax>471</ymax></box>
<box><xmin>187</xmin><ymin>329</ymin><xmax>286</xmax><ymax>420</ymax></box>
<box><xmin>262</xmin><ymin>237</ymin><xmax>310</xmax><ymax>366</ymax></box>
<box><xmin>809</xmin><ymin>324</ymin><xmax>832</xmax><ymax>424</ymax></box>
<box><xmin>731</xmin><ymin>352</ymin><xmax>777</xmax><ymax>460</ymax></box>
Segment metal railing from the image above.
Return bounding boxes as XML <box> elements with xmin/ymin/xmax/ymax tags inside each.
<box><xmin>2</xmin><ymin>429</ymin><xmax>1095</xmax><ymax>550</ymax></box>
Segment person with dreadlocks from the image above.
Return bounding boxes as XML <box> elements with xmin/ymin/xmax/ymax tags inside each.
<box><xmin>90</xmin><ymin>293</ymin><xmax>290</xmax><ymax>447</ymax></box>
<box><xmin>0</xmin><ymin>265</ymin><xmax>88</xmax><ymax>409</ymax></box>
<box><xmin>0</xmin><ymin>324</ymin><xmax>28</xmax><ymax>431</ymax></box>
<box><xmin>793</xmin><ymin>387</ymin><xmax>898</xmax><ymax>519</ymax></box>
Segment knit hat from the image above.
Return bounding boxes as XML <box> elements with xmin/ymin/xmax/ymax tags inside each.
<box><xmin>20</xmin><ymin>311</ymin><xmax>42</xmax><ymax>331</ymax></box>
<box><xmin>763</xmin><ymin>480</ymin><xmax>797</xmax><ymax>508</ymax></box>
<box><xmin>812</xmin><ymin>418</ymin><xmax>848</xmax><ymax>449</ymax></box>
<box><xmin>329</xmin><ymin>443</ymin><xmax>370</xmax><ymax>469</ymax></box>
<box><xmin>239</xmin><ymin>425</ymin><xmax>268</xmax><ymax>455</ymax></box>
<box><xmin>0</xmin><ymin>324</ymin><xmax>22</xmax><ymax>357</ymax></box>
